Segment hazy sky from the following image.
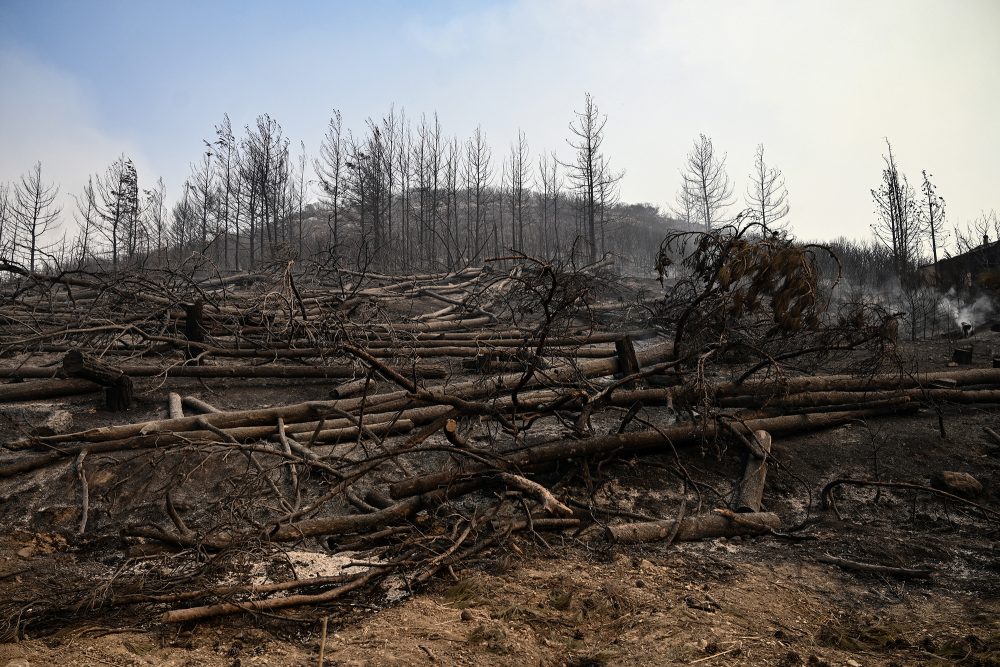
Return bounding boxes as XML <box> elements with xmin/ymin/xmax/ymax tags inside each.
<box><xmin>1</xmin><ymin>0</ymin><xmax>997</xmax><ymax>247</ymax></box>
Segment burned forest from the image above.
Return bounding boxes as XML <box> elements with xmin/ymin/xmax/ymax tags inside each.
<box><xmin>1</xmin><ymin>198</ymin><xmax>998</xmax><ymax>664</ymax></box>
<box><xmin>1</xmin><ymin>8</ymin><xmax>999</xmax><ymax>661</ymax></box>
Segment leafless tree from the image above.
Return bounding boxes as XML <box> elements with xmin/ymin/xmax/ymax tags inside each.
<box><xmin>564</xmin><ymin>93</ymin><xmax>621</xmax><ymax>263</ymax></box>
<box><xmin>345</xmin><ymin>118</ymin><xmax>394</xmax><ymax>264</ymax></box>
<box><xmin>414</xmin><ymin>114</ymin><xmax>443</xmax><ymax>267</ymax></box>
<box><xmin>13</xmin><ymin>161</ymin><xmax>62</xmax><ymax>272</ymax></box>
<box><xmin>920</xmin><ymin>170</ymin><xmax>945</xmax><ymax>265</ymax></box>
<box><xmin>293</xmin><ymin>141</ymin><xmax>309</xmax><ymax>258</ymax></box>
<box><xmin>595</xmin><ymin>153</ymin><xmax>621</xmax><ymax>257</ymax></box>
<box><xmin>463</xmin><ymin>126</ymin><xmax>493</xmax><ymax>263</ymax></box>
<box><xmin>395</xmin><ymin>115</ymin><xmax>414</xmax><ymax>264</ymax></box>
<box><xmin>745</xmin><ymin>143</ymin><xmax>789</xmax><ymax>235</ymax></box>
<box><xmin>380</xmin><ymin>109</ymin><xmax>399</xmax><ymax>257</ymax></box>
<box><xmin>94</xmin><ymin>156</ymin><xmax>140</xmax><ymax>270</ymax></box>
<box><xmin>681</xmin><ymin>133</ymin><xmax>734</xmax><ymax>229</ymax></box>
<box><xmin>316</xmin><ymin>109</ymin><xmax>346</xmax><ymax>259</ymax></box>
<box><xmin>213</xmin><ymin>115</ymin><xmax>237</xmax><ymax>269</ymax></box>
<box><xmin>188</xmin><ymin>148</ymin><xmax>215</xmax><ymax>253</ymax></box>
<box><xmin>870</xmin><ymin>140</ymin><xmax>921</xmax><ymax>277</ymax></box>
<box><xmin>443</xmin><ymin>136</ymin><xmax>462</xmax><ymax>268</ymax></box>
<box><xmin>497</xmin><ymin>160</ymin><xmax>509</xmax><ymax>260</ymax></box>
<box><xmin>0</xmin><ymin>182</ymin><xmax>12</xmax><ymax>261</ymax></box>
<box><xmin>670</xmin><ymin>183</ymin><xmax>696</xmax><ymax>228</ymax></box>
<box><xmin>71</xmin><ymin>177</ymin><xmax>100</xmax><ymax>266</ymax></box>
<box><xmin>142</xmin><ymin>178</ymin><xmax>167</xmax><ymax>265</ymax></box>
<box><xmin>507</xmin><ymin>130</ymin><xmax>530</xmax><ymax>252</ymax></box>
<box><xmin>954</xmin><ymin>210</ymin><xmax>999</xmax><ymax>255</ymax></box>
<box><xmin>537</xmin><ymin>152</ymin><xmax>562</xmax><ymax>258</ymax></box>
<box><xmin>240</xmin><ymin>114</ymin><xmax>290</xmax><ymax>265</ymax></box>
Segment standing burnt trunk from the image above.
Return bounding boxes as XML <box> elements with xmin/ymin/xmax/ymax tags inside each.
<box><xmin>952</xmin><ymin>347</ymin><xmax>973</xmax><ymax>365</ymax></box>
<box><xmin>62</xmin><ymin>350</ymin><xmax>133</xmax><ymax>411</ymax></box>
<box><xmin>184</xmin><ymin>300</ymin><xmax>205</xmax><ymax>360</ymax></box>
<box><xmin>613</xmin><ymin>335</ymin><xmax>640</xmax><ymax>388</ymax></box>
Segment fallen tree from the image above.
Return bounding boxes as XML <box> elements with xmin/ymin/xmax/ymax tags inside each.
<box><xmin>2</xmin><ymin>232</ymin><xmax>984</xmax><ymax>638</ymax></box>
<box><xmin>599</xmin><ymin>510</ymin><xmax>781</xmax><ymax>544</ymax></box>
<box><xmin>388</xmin><ymin>403</ymin><xmax>916</xmax><ymax>499</ymax></box>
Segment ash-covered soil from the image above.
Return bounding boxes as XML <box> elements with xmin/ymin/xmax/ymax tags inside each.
<box><xmin>1</xmin><ymin>331</ymin><xmax>998</xmax><ymax>666</ymax></box>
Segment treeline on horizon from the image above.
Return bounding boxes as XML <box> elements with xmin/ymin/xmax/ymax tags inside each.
<box><xmin>0</xmin><ymin>94</ymin><xmax>677</xmax><ymax>276</ymax></box>
<box><xmin>0</xmin><ymin>93</ymin><xmax>996</xmax><ymax>283</ymax></box>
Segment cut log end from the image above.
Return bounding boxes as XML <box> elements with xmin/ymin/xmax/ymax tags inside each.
<box><xmin>444</xmin><ymin>418</ymin><xmax>468</xmax><ymax>448</ymax></box>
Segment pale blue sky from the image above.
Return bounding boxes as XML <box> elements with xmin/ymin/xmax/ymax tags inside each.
<box><xmin>1</xmin><ymin>0</ymin><xmax>998</xmax><ymax>246</ymax></box>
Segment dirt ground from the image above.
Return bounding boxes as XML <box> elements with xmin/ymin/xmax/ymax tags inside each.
<box><xmin>1</xmin><ymin>337</ymin><xmax>998</xmax><ymax>666</ymax></box>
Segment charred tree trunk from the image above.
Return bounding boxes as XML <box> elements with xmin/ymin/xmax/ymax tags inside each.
<box><xmin>0</xmin><ymin>379</ymin><xmax>100</xmax><ymax>403</ymax></box>
<box><xmin>183</xmin><ymin>300</ymin><xmax>205</xmax><ymax>360</ymax></box>
<box><xmin>62</xmin><ymin>351</ymin><xmax>133</xmax><ymax>411</ymax></box>
<box><xmin>733</xmin><ymin>430</ymin><xmax>772</xmax><ymax>513</ymax></box>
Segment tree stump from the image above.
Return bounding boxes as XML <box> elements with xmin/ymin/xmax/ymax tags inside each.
<box><xmin>62</xmin><ymin>350</ymin><xmax>133</xmax><ymax>412</ymax></box>
<box><xmin>952</xmin><ymin>347</ymin><xmax>973</xmax><ymax>365</ymax></box>
<box><xmin>614</xmin><ymin>335</ymin><xmax>640</xmax><ymax>387</ymax></box>
<box><xmin>184</xmin><ymin>300</ymin><xmax>205</xmax><ymax>360</ymax></box>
